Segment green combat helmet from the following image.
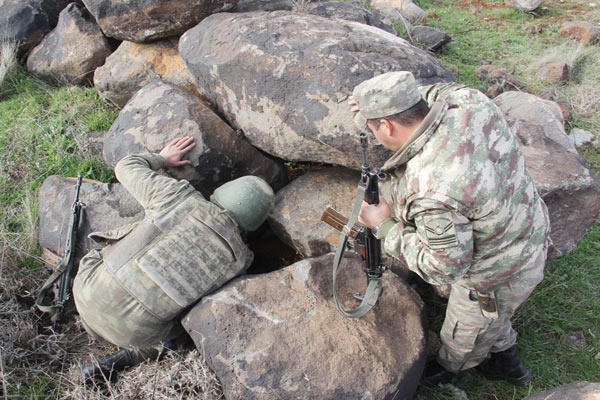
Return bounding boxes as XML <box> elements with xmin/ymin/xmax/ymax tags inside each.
<box><xmin>211</xmin><ymin>176</ymin><xmax>275</xmax><ymax>232</ymax></box>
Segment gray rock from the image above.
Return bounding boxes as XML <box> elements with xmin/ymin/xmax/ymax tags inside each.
<box><xmin>103</xmin><ymin>81</ymin><xmax>287</xmax><ymax>197</ymax></box>
<box><xmin>179</xmin><ymin>11</ymin><xmax>453</xmax><ymax>170</ymax></box>
<box><xmin>308</xmin><ymin>2</ymin><xmax>395</xmax><ymax>34</ymax></box>
<box><xmin>559</xmin><ymin>21</ymin><xmax>600</xmax><ymax>45</ymax></box>
<box><xmin>569</xmin><ymin>128</ymin><xmax>595</xmax><ymax>147</ymax></box>
<box><xmin>269</xmin><ymin>167</ymin><xmax>410</xmax><ymax>279</ymax></box>
<box><xmin>182</xmin><ymin>253</ymin><xmax>426</xmax><ymax>400</ymax></box>
<box><xmin>26</xmin><ymin>3</ymin><xmax>112</xmax><ymax>85</ymax></box>
<box><xmin>410</xmin><ymin>26</ymin><xmax>452</xmax><ymax>51</ymax></box>
<box><xmin>81</xmin><ymin>0</ymin><xmax>238</xmax><ymax>42</ymax></box>
<box><xmin>94</xmin><ymin>39</ymin><xmax>196</xmax><ymax>108</ymax></box>
<box><xmin>524</xmin><ymin>382</ymin><xmax>600</xmax><ymax>400</ymax></box>
<box><xmin>0</xmin><ymin>0</ymin><xmax>72</xmax><ymax>54</ymax></box>
<box><xmin>504</xmin><ymin>0</ymin><xmax>543</xmax><ymax>12</ymax></box>
<box><xmin>495</xmin><ymin>91</ymin><xmax>600</xmax><ymax>259</ymax></box>
<box><xmin>231</xmin><ymin>0</ymin><xmax>292</xmax><ymax>11</ymax></box>
<box><xmin>38</xmin><ymin>175</ymin><xmax>144</xmax><ymax>262</ymax></box>
<box><xmin>369</xmin><ymin>0</ymin><xmax>426</xmax><ymax>24</ymax></box>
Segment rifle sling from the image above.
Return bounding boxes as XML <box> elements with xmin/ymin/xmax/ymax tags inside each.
<box><xmin>332</xmin><ymin>184</ymin><xmax>383</xmax><ymax>318</ymax></box>
<box><xmin>36</xmin><ymin>258</ymin><xmax>71</xmax><ymax>322</ymax></box>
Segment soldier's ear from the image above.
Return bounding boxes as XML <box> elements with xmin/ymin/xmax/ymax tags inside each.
<box><xmin>380</xmin><ymin>119</ymin><xmax>394</xmax><ymax>137</ymax></box>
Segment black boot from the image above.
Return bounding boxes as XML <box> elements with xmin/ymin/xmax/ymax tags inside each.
<box><xmin>422</xmin><ymin>360</ymin><xmax>458</xmax><ymax>386</ymax></box>
<box><xmin>476</xmin><ymin>345</ymin><xmax>532</xmax><ymax>387</ymax></box>
<box><xmin>81</xmin><ymin>349</ymin><xmax>135</xmax><ymax>385</ymax></box>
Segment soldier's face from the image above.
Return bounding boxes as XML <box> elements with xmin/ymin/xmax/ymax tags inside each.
<box><xmin>367</xmin><ymin>120</ymin><xmax>398</xmax><ymax>151</ymax></box>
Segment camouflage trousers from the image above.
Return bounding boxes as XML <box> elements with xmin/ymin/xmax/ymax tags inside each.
<box><xmin>437</xmin><ymin>255</ymin><xmax>545</xmax><ymax>373</ymax></box>
<box><xmin>74</xmin><ymin>249</ymin><xmax>185</xmax><ymax>356</ymax></box>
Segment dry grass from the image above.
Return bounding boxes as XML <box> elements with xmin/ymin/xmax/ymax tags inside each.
<box><xmin>63</xmin><ymin>350</ymin><xmax>224</xmax><ymax>400</ymax></box>
<box><xmin>521</xmin><ymin>42</ymin><xmax>600</xmax><ymax>122</ymax></box>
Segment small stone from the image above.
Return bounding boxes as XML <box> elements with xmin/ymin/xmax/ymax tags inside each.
<box><xmin>561</xmin><ymin>329</ymin><xmax>588</xmax><ymax>348</ymax></box>
<box><xmin>559</xmin><ymin>21</ymin><xmax>600</xmax><ymax>45</ymax></box>
<box><xmin>410</xmin><ymin>26</ymin><xmax>452</xmax><ymax>51</ymax></box>
<box><xmin>538</xmin><ymin>62</ymin><xmax>569</xmax><ymax>82</ymax></box>
<box><xmin>569</xmin><ymin>128</ymin><xmax>595</xmax><ymax>146</ymax></box>
<box><xmin>486</xmin><ymin>84</ymin><xmax>504</xmax><ymax>98</ymax></box>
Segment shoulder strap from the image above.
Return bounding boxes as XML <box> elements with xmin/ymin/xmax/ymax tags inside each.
<box><xmin>331</xmin><ymin>184</ymin><xmax>383</xmax><ymax>318</ymax></box>
<box><xmin>36</xmin><ymin>260</ymin><xmax>68</xmax><ymax>322</ymax></box>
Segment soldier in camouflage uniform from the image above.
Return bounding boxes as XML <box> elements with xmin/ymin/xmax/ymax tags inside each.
<box><xmin>350</xmin><ymin>71</ymin><xmax>550</xmax><ymax>386</ymax></box>
<box><xmin>73</xmin><ymin>136</ymin><xmax>275</xmax><ymax>383</ymax></box>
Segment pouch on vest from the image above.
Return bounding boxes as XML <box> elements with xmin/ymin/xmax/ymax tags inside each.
<box><xmin>102</xmin><ymin>195</ymin><xmax>250</xmax><ymax>321</ymax></box>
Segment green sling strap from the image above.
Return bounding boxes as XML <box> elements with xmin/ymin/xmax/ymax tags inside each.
<box><xmin>332</xmin><ymin>183</ymin><xmax>383</xmax><ymax>318</ymax></box>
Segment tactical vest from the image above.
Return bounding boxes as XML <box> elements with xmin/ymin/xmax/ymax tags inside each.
<box><xmin>101</xmin><ymin>194</ymin><xmax>252</xmax><ymax>321</ymax></box>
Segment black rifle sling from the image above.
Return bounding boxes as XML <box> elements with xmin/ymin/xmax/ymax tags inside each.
<box><xmin>332</xmin><ymin>183</ymin><xmax>383</xmax><ymax>318</ymax></box>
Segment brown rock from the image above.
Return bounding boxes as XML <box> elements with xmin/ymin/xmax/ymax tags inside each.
<box><xmin>38</xmin><ymin>176</ymin><xmax>144</xmax><ymax>263</ymax></box>
<box><xmin>26</xmin><ymin>3</ymin><xmax>112</xmax><ymax>85</ymax></box>
<box><xmin>268</xmin><ymin>167</ymin><xmax>410</xmax><ymax>279</ymax></box>
<box><xmin>94</xmin><ymin>39</ymin><xmax>196</xmax><ymax>108</ymax></box>
<box><xmin>537</xmin><ymin>62</ymin><xmax>569</xmax><ymax>82</ymax></box>
<box><xmin>475</xmin><ymin>64</ymin><xmax>519</xmax><ymax>90</ymax></box>
<box><xmin>494</xmin><ymin>91</ymin><xmax>600</xmax><ymax>259</ymax></box>
<box><xmin>103</xmin><ymin>81</ymin><xmax>287</xmax><ymax>197</ymax></box>
<box><xmin>524</xmin><ymin>382</ymin><xmax>600</xmax><ymax>400</ymax></box>
<box><xmin>182</xmin><ymin>253</ymin><xmax>427</xmax><ymax>400</ymax></box>
<box><xmin>486</xmin><ymin>84</ymin><xmax>505</xmax><ymax>98</ymax></box>
<box><xmin>559</xmin><ymin>21</ymin><xmax>600</xmax><ymax>45</ymax></box>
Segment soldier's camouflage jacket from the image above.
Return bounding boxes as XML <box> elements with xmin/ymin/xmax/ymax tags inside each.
<box><xmin>73</xmin><ymin>153</ymin><xmax>252</xmax><ymax>348</ymax></box>
<box><xmin>377</xmin><ymin>83</ymin><xmax>551</xmax><ymax>292</ymax></box>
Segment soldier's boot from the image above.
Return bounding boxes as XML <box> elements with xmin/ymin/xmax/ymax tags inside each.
<box><xmin>422</xmin><ymin>360</ymin><xmax>458</xmax><ymax>386</ymax></box>
<box><xmin>81</xmin><ymin>349</ymin><xmax>134</xmax><ymax>385</ymax></box>
<box><xmin>476</xmin><ymin>345</ymin><xmax>532</xmax><ymax>387</ymax></box>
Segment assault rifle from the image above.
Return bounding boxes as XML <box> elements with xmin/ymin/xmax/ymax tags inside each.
<box><xmin>37</xmin><ymin>176</ymin><xmax>85</xmax><ymax>326</ymax></box>
<box><xmin>322</xmin><ymin>132</ymin><xmax>387</xmax><ymax>318</ymax></box>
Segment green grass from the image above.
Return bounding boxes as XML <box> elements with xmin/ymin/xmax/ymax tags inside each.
<box><xmin>0</xmin><ymin>68</ymin><xmax>116</xmax><ymax>261</ymax></box>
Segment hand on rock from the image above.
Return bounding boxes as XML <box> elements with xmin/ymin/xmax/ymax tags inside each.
<box><xmin>348</xmin><ymin>95</ymin><xmax>360</xmax><ymax>113</ymax></box>
<box><xmin>159</xmin><ymin>136</ymin><xmax>195</xmax><ymax>167</ymax></box>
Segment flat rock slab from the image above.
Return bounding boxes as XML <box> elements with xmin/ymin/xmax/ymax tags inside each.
<box><xmin>495</xmin><ymin>91</ymin><xmax>600</xmax><ymax>258</ymax></box>
<box><xmin>180</xmin><ymin>11</ymin><xmax>453</xmax><ymax>170</ymax></box>
<box><xmin>94</xmin><ymin>39</ymin><xmax>196</xmax><ymax>108</ymax></box>
<box><xmin>27</xmin><ymin>3</ymin><xmax>112</xmax><ymax>85</ymax></box>
<box><xmin>269</xmin><ymin>166</ymin><xmax>410</xmax><ymax>278</ymax></box>
<box><xmin>182</xmin><ymin>253</ymin><xmax>426</xmax><ymax>400</ymax></box>
<box><xmin>103</xmin><ymin>81</ymin><xmax>287</xmax><ymax>197</ymax></box>
<box><xmin>308</xmin><ymin>2</ymin><xmax>395</xmax><ymax>34</ymax></box>
<box><xmin>410</xmin><ymin>26</ymin><xmax>452</xmax><ymax>51</ymax></box>
<box><xmin>81</xmin><ymin>0</ymin><xmax>238</xmax><ymax>42</ymax></box>
<box><xmin>370</xmin><ymin>0</ymin><xmax>426</xmax><ymax>24</ymax></box>
<box><xmin>232</xmin><ymin>0</ymin><xmax>291</xmax><ymax>11</ymax></box>
<box><xmin>524</xmin><ymin>382</ymin><xmax>600</xmax><ymax>400</ymax></box>
<box><xmin>38</xmin><ymin>175</ymin><xmax>144</xmax><ymax>261</ymax></box>
<box><xmin>0</xmin><ymin>0</ymin><xmax>72</xmax><ymax>54</ymax></box>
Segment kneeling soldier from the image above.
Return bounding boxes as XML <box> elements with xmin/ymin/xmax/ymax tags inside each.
<box><xmin>73</xmin><ymin>136</ymin><xmax>274</xmax><ymax>383</ymax></box>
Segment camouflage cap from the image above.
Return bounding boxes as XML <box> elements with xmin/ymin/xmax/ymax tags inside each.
<box><xmin>353</xmin><ymin>71</ymin><xmax>422</xmax><ymax>131</ymax></box>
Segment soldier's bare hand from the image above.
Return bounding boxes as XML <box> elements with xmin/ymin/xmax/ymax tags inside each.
<box><xmin>159</xmin><ymin>136</ymin><xmax>196</xmax><ymax>167</ymax></box>
<box><xmin>358</xmin><ymin>197</ymin><xmax>391</xmax><ymax>228</ymax></box>
<box><xmin>348</xmin><ymin>95</ymin><xmax>360</xmax><ymax>113</ymax></box>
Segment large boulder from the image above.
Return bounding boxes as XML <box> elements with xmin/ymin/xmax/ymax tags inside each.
<box><xmin>494</xmin><ymin>91</ymin><xmax>600</xmax><ymax>258</ymax></box>
<box><xmin>81</xmin><ymin>0</ymin><xmax>238</xmax><ymax>42</ymax></box>
<box><xmin>0</xmin><ymin>0</ymin><xmax>72</xmax><ymax>54</ymax></box>
<box><xmin>103</xmin><ymin>81</ymin><xmax>287</xmax><ymax>197</ymax></box>
<box><xmin>524</xmin><ymin>382</ymin><xmax>600</xmax><ymax>400</ymax></box>
<box><xmin>94</xmin><ymin>39</ymin><xmax>196</xmax><ymax>107</ymax></box>
<box><xmin>308</xmin><ymin>2</ymin><xmax>396</xmax><ymax>34</ymax></box>
<box><xmin>268</xmin><ymin>166</ymin><xmax>410</xmax><ymax>278</ymax></box>
<box><xmin>559</xmin><ymin>21</ymin><xmax>600</xmax><ymax>45</ymax></box>
<box><xmin>180</xmin><ymin>11</ymin><xmax>453</xmax><ymax>170</ymax></box>
<box><xmin>38</xmin><ymin>175</ymin><xmax>144</xmax><ymax>262</ymax></box>
<box><xmin>182</xmin><ymin>253</ymin><xmax>426</xmax><ymax>400</ymax></box>
<box><xmin>26</xmin><ymin>3</ymin><xmax>112</xmax><ymax>85</ymax></box>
